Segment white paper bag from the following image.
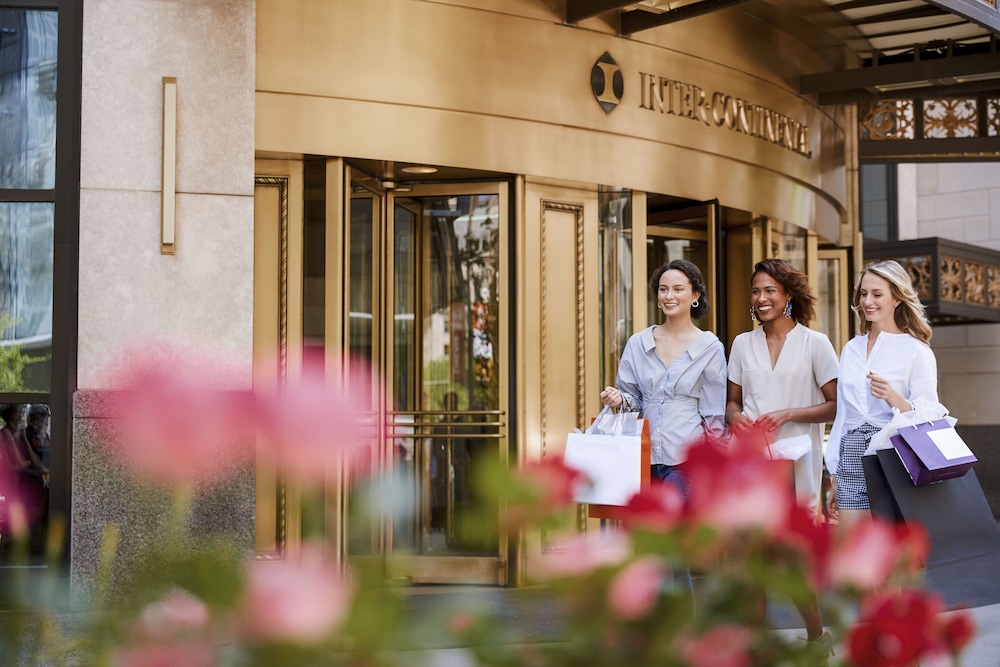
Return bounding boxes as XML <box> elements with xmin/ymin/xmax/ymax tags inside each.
<box><xmin>563</xmin><ymin>431</ymin><xmax>642</xmax><ymax>506</ymax></box>
<box><xmin>766</xmin><ymin>434</ymin><xmax>812</xmax><ymax>461</ymax></box>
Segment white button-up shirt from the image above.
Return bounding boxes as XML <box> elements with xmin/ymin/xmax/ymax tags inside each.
<box><xmin>616</xmin><ymin>327</ymin><xmax>727</xmax><ymax>466</ymax></box>
<box><xmin>825</xmin><ymin>331</ymin><xmax>938</xmax><ymax>474</ymax></box>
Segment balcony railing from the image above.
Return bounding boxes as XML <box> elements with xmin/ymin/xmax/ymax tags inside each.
<box><xmin>865</xmin><ymin>237</ymin><xmax>1000</xmax><ymax>325</ymax></box>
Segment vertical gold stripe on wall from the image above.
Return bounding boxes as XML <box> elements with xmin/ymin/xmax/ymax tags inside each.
<box><xmin>161</xmin><ymin>77</ymin><xmax>177</xmax><ymax>254</ymax></box>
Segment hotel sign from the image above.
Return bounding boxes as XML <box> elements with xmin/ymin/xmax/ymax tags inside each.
<box><xmin>591</xmin><ymin>54</ymin><xmax>811</xmax><ymax>158</ymax></box>
<box><xmin>638</xmin><ymin>72</ymin><xmax>812</xmax><ymax>158</ymax></box>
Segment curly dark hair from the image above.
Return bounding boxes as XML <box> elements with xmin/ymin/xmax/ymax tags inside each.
<box><xmin>648</xmin><ymin>259</ymin><xmax>710</xmax><ymax>320</ymax></box>
<box><xmin>750</xmin><ymin>258</ymin><xmax>816</xmax><ymax>325</ymax></box>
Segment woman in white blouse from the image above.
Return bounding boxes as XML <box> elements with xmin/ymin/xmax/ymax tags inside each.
<box><xmin>726</xmin><ymin>259</ymin><xmax>839</xmax><ymax>516</ymax></box>
<box><xmin>726</xmin><ymin>258</ymin><xmax>838</xmax><ymax>652</ymax></box>
<box><xmin>826</xmin><ymin>260</ymin><xmax>937</xmax><ymax>529</ymax></box>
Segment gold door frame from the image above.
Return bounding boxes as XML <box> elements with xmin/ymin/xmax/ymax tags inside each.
<box><xmin>341</xmin><ymin>170</ymin><xmax>511</xmax><ymax>584</ymax></box>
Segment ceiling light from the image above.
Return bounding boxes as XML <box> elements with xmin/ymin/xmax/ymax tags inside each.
<box><xmin>401</xmin><ymin>165</ymin><xmax>438</xmax><ymax>174</ymax></box>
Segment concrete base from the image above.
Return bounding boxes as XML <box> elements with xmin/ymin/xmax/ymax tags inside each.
<box><xmin>70</xmin><ymin>389</ymin><xmax>255</xmax><ymax>602</ymax></box>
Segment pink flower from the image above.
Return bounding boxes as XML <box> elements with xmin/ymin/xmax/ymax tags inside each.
<box><xmin>136</xmin><ymin>589</ymin><xmax>210</xmax><ymax>641</ymax></box>
<box><xmin>115</xmin><ymin>589</ymin><xmax>217</xmax><ymax>667</ymax></box>
<box><xmin>102</xmin><ymin>344</ymin><xmax>256</xmax><ymax>486</ymax></box>
<box><xmin>681</xmin><ymin>625</ymin><xmax>752</xmax><ymax>667</ymax></box>
<box><xmin>532</xmin><ymin>531</ymin><xmax>632</xmax><ymax>580</ymax></box>
<box><xmin>115</xmin><ymin>644</ymin><xmax>216</xmax><ymax>667</ymax></box>
<box><xmin>607</xmin><ymin>555</ymin><xmax>665</xmax><ymax>620</ymax></box>
<box><xmin>827</xmin><ymin>519</ymin><xmax>928</xmax><ymax>590</ymax></box>
<box><xmin>239</xmin><ymin>543</ymin><xmax>353</xmax><ymax>643</ymax></box>
<box><xmin>683</xmin><ymin>434</ymin><xmax>794</xmax><ymax>535</ymax></box>
<box><xmin>255</xmin><ymin>354</ymin><xmax>373</xmax><ymax>486</ymax></box>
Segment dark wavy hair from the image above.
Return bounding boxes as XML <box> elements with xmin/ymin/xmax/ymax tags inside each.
<box><xmin>751</xmin><ymin>258</ymin><xmax>816</xmax><ymax>326</ymax></box>
<box><xmin>648</xmin><ymin>259</ymin><xmax>710</xmax><ymax>320</ymax></box>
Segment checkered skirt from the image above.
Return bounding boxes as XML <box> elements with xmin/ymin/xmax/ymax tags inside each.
<box><xmin>836</xmin><ymin>423</ymin><xmax>880</xmax><ymax>510</ymax></box>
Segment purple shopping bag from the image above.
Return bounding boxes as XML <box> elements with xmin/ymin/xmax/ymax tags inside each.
<box><xmin>891</xmin><ymin>419</ymin><xmax>977</xmax><ymax>486</ymax></box>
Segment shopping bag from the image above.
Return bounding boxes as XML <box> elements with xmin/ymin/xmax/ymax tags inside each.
<box><xmin>564</xmin><ymin>430</ymin><xmax>643</xmax><ymax>506</ymax></box>
<box><xmin>765</xmin><ymin>433</ymin><xmax>812</xmax><ymax>461</ymax></box>
<box><xmin>865</xmin><ymin>448</ymin><xmax>1000</xmax><ymax>566</ymax></box>
<box><xmin>892</xmin><ymin>419</ymin><xmax>978</xmax><ymax>486</ymax></box>
<box><xmin>866</xmin><ymin>398</ymin><xmax>956</xmax><ymax>455</ymax></box>
<box><xmin>585</xmin><ymin>404</ymin><xmax>642</xmax><ymax>437</ymax></box>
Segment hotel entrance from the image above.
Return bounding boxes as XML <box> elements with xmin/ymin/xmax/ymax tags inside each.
<box><xmin>254</xmin><ymin>158</ymin><xmax>510</xmax><ymax>584</ymax></box>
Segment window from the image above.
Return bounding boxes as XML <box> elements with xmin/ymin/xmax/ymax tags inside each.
<box><xmin>860</xmin><ymin>163</ymin><xmax>897</xmax><ymax>242</ymax></box>
<box><xmin>0</xmin><ymin>2</ymin><xmax>82</xmax><ymax>566</ymax></box>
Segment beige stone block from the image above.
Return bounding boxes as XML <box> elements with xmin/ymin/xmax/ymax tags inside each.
<box><xmin>930</xmin><ymin>326</ymin><xmax>967</xmax><ymax>349</ymax></box>
<box><xmin>940</xmin><ymin>373</ymin><xmax>1000</xmax><ymax>425</ymax></box>
<box><xmin>81</xmin><ymin>0</ymin><xmax>254</xmax><ymax>196</ymax></box>
<box><xmin>967</xmin><ymin>323</ymin><xmax>1000</xmax><ymax>347</ymax></box>
<box><xmin>937</xmin><ymin>163</ymin><xmax>1000</xmax><ymax>194</ymax></box>
<box><xmin>78</xmin><ymin>188</ymin><xmax>254</xmax><ymax>389</ymax></box>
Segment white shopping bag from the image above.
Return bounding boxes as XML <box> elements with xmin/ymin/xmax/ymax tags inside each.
<box><xmin>563</xmin><ymin>431</ymin><xmax>643</xmax><ymax>506</ymax></box>
<box><xmin>765</xmin><ymin>434</ymin><xmax>812</xmax><ymax>461</ymax></box>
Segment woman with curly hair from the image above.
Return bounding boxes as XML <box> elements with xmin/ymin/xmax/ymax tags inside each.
<box><xmin>726</xmin><ymin>258</ymin><xmax>839</xmax><ymax>515</ymax></box>
<box><xmin>725</xmin><ymin>258</ymin><xmax>839</xmax><ymax>654</ymax></box>
<box><xmin>826</xmin><ymin>259</ymin><xmax>937</xmax><ymax>530</ymax></box>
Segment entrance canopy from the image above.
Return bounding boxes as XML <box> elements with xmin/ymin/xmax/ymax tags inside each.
<box><xmin>568</xmin><ymin>0</ymin><xmax>1000</xmax><ymax>161</ymax></box>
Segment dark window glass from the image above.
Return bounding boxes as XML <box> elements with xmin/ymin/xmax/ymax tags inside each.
<box><xmin>0</xmin><ymin>9</ymin><xmax>58</xmax><ymax>190</ymax></box>
<box><xmin>0</xmin><ymin>202</ymin><xmax>53</xmax><ymax>393</ymax></box>
<box><xmin>0</xmin><ymin>401</ymin><xmax>51</xmax><ymax>562</ymax></box>
<box><xmin>860</xmin><ymin>163</ymin><xmax>896</xmax><ymax>242</ymax></box>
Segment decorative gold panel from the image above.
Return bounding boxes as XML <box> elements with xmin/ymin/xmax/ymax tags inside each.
<box><xmin>860</xmin><ymin>100</ymin><xmax>915</xmax><ymax>140</ymax></box>
<box><xmin>989</xmin><ymin>99</ymin><xmax>1000</xmax><ymax>137</ymax></box>
<box><xmin>538</xmin><ymin>200</ymin><xmax>587</xmax><ymax>461</ymax></box>
<box><xmin>940</xmin><ymin>255</ymin><xmax>964</xmax><ymax>302</ymax></box>
<box><xmin>923</xmin><ymin>99</ymin><xmax>978</xmax><ymax>139</ymax></box>
<box><xmin>965</xmin><ymin>260</ymin><xmax>987</xmax><ymax>305</ymax></box>
<box><xmin>989</xmin><ymin>265</ymin><xmax>1000</xmax><ymax>308</ymax></box>
<box><xmin>897</xmin><ymin>255</ymin><xmax>933</xmax><ymax>300</ymax></box>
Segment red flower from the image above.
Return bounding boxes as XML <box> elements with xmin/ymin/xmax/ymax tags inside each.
<box><xmin>940</xmin><ymin>610</ymin><xmax>976</xmax><ymax>655</ymax></box>
<box><xmin>683</xmin><ymin>434</ymin><xmax>794</xmax><ymax>535</ymax></box>
<box><xmin>847</xmin><ymin>588</ymin><xmax>944</xmax><ymax>667</ymax></box>
<box><xmin>617</xmin><ymin>484</ymin><xmax>684</xmax><ymax>532</ymax></box>
<box><xmin>515</xmin><ymin>458</ymin><xmax>583</xmax><ymax>509</ymax></box>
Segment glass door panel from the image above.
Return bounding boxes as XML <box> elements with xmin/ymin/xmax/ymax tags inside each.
<box><xmin>343</xmin><ymin>175</ymin><xmax>508</xmax><ymax>584</ymax></box>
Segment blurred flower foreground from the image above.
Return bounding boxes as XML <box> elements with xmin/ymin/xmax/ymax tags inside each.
<box><xmin>0</xmin><ymin>347</ymin><xmax>977</xmax><ymax>667</ymax></box>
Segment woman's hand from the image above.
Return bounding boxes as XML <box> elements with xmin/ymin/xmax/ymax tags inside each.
<box><xmin>600</xmin><ymin>386</ymin><xmax>623</xmax><ymax>408</ymax></box>
<box><xmin>726</xmin><ymin>410</ymin><xmax>755</xmax><ymax>435</ymax></box>
<box><xmin>753</xmin><ymin>409</ymin><xmax>792</xmax><ymax>435</ymax></box>
<box><xmin>868</xmin><ymin>372</ymin><xmax>907</xmax><ymax>411</ymax></box>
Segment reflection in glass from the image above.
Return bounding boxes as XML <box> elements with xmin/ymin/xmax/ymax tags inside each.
<box><xmin>0</xmin><ymin>202</ymin><xmax>53</xmax><ymax>392</ymax></box>
<box><xmin>598</xmin><ymin>189</ymin><xmax>633</xmax><ymax>390</ymax></box>
<box><xmin>0</xmin><ymin>402</ymin><xmax>50</xmax><ymax>563</ymax></box>
<box><xmin>0</xmin><ymin>9</ymin><xmax>58</xmax><ymax>190</ymax></box>
<box><xmin>394</xmin><ymin>193</ymin><xmax>501</xmax><ymax>556</ymax></box>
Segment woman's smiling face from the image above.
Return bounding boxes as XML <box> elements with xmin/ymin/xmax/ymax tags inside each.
<box><xmin>858</xmin><ymin>271</ymin><xmax>900</xmax><ymax>329</ymax></box>
<box><xmin>750</xmin><ymin>271</ymin><xmax>788</xmax><ymax>323</ymax></box>
<box><xmin>658</xmin><ymin>269</ymin><xmax>698</xmax><ymax>318</ymax></box>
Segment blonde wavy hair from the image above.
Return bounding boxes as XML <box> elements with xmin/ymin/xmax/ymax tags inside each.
<box><xmin>852</xmin><ymin>259</ymin><xmax>932</xmax><ymax>344</ymax></box>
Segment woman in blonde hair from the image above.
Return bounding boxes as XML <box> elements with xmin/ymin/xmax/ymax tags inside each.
<box><xmin>825</xmin><ymin>260</ymin><xmax>937</xmax><ymax>529</ymax></box>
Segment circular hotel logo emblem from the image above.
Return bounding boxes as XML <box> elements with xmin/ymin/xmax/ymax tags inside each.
<box><xmin>591</xmin><ymin>52</ymin><xmax>623</xmax><ymax>114</ymax></box>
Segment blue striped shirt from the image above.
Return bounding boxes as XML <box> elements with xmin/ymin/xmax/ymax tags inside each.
<box><xmin>617</xmin><ymin>327</ymin><xmax>728</xmax><ymax>465</ymax></box>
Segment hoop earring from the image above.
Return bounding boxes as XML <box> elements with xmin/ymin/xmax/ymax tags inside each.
<box><xmin>749</xmin><ymin>306</ymin><xmax>758</xmax><ymax>322</ymax></box>
<box><xmin>691</xmin><ymin>300</ymin><xmax>700</xmax><ymax>308</ymax></box>
<box><xmin>783</xmin><ymin>300</ymin><xmax>793</xmax><ymax>319</ymax></box>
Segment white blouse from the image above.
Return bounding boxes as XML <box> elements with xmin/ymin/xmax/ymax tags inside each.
<box><xmin>728</xmin><ymin>323</ymin><xmax>839</xmax><ymax>447</ymax></box>
<box><xmin>825</xmin><ymin>332</ymin><xmax>938</xmax><ymax>475</ymax></box>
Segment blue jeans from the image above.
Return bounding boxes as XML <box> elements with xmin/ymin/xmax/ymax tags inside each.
<box><xmin>649</xmin><ymin>464</ymin><xmax>694</xmax><ymax>600</ymax></box>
